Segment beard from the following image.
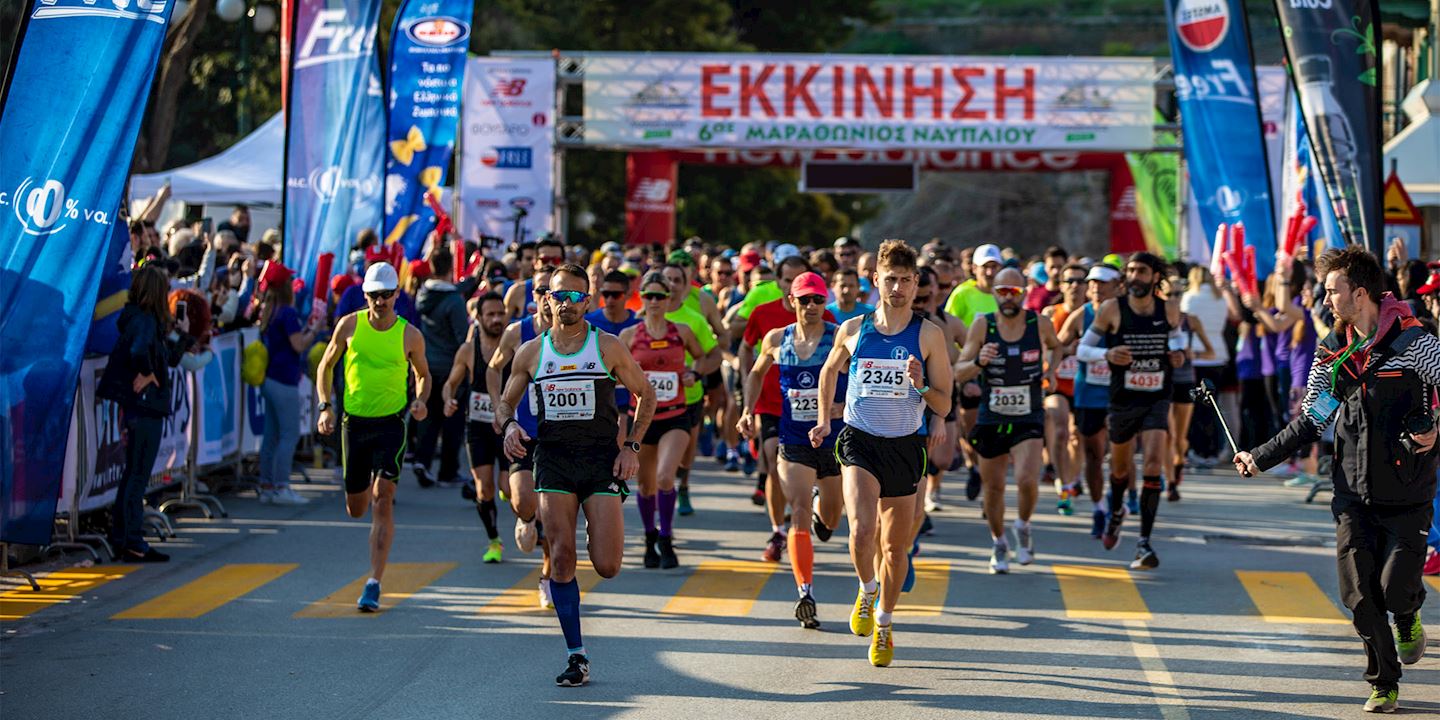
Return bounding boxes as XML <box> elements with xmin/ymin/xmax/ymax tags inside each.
<box><xmin>482</xmin><ymin>321</ymin><xmax>505</xmax><ymax>338</ymax></box>
<box><xmin>1128</xmin><ymin>281</ymin><xmax>1153</xmax><ymax>298</ymax></box>
<box><xmin>999</xmin><ymin>302</ymin><xmax>1021</xmax><ymax>317</ymax></box>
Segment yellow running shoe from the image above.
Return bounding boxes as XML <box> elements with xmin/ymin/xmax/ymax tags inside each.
<box><xmin>483</xmin><ymin>539</ymin><xmax>503</xmax><ymax>564</ymax></box>
<box><xmin>869</xmin><ymin>624</ymin><xmax>894</xmax><ymax>667</ymax></box>
<box><xmin>849</xmin><ymin>588</ymin><xmax>877</xmax><ymax>637</ymax></box>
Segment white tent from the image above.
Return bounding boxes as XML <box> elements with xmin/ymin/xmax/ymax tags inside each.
<box><xmin>131</xmin><ymin>113</ymin><xmax>283</xmax><ymax>205</ymax></box>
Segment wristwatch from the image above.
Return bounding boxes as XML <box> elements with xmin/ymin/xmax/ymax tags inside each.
<box><xmin>317</xmin><ymin>402</ymin><xmax>331</xmax><ymax>412</ymax></box>
<box><xmin>624</xmin><ymin>440</ymin><xmax>641</xmax><ymax>453</ymax></box>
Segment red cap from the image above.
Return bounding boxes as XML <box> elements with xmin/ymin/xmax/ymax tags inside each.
<box><xmin>258</xmin><ymin>260</ymin><xmax>292</xmax><ymax>292</ymax></box>
<box><xmin>738</xmin><ymin>250</ymin><xmax>762</xmax><ymax>273</ymax></box>
<box><xmin>789</xmin><ymin>271</ymin><xmax>828</xmax><ymax>299</ymax></box>
<box><xmin>331</xmin><ymin>273</ymin><xmax>357</xmax><ymax>296</ymax></box>
<box><xmin>409</xmin><ymin>259</ymin><xmax>433</xmax><ymax>280</ymax></box>
<box><xmin>1418</xmin><ymin>270</ymin><xmax>1440</xmax><ymax>296</ymax></box>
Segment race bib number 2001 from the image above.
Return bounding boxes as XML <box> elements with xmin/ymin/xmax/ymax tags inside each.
<box><xmin>541</xmin><ymin>379</ymin><xmax>596</xmax><ymax>421</ymax></box>
<box><xmin>856</xmin><ymin>358</ymin><xmax>910</xmax><ymax>398</ymax></box>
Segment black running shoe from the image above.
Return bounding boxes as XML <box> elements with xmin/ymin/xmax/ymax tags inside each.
<box><xmin>795</xmin><ymin>593</ymin><xmax>820</xmax><ymax>629</ymax></box>
<box><xmin>1101</xmin><ymin>507</ymin><xmax>1125</xmax><ymax>551</ymax></box>
<box><xmin>412</xmin><ymin>463</ymin><xmax>434</xmax><ymax>488</ymax></box>
<box><xmin>643</xmin><ymin>531</ymin><xmax>660</xmax><ymax>569</ymax></box>
<box><xmin>1130</xmin><ymin>540</ymin><xmax>1159</xmax><ymax>570</ymax></box>
<box><xmin>919</xmin><ymin>514</ymin><xmax>935</xmax><ymax>537</ymax></box>
<box><xmin>461</xmin><ymin>483</ymin><xmax>477</xmax><ymax>501</ymax></box>
<box><xmin>555</xmin><ymin>653</ymin><xmax>590</xmax><ymax>687</ymax></box>
<box><xmin>813</xmin><ymin>515</ymin><xmax>833</xmax><ymax>543</ymax></box>
<box><xmin>965</xmin><ymin>467</ymin><xmax>982</xmax><ymax>501</ymax></box>
<box><xmin>658</xmin><ymin>535</ymin><xmax>679</xmax><ymax>569</ymax></box>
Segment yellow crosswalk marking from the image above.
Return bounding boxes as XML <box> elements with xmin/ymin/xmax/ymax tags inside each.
<box><xmin>1237</xmin><ymin>571</ymin><xmax>1348</xmax><ymax>624</ymax></box>
<box><xmin>294</xmin><ymin>562</ymin><xmax>457</xmax><ymax>618</ymax></box>
<box><xmin>1426</xmin><ymin>577</ymin><xmax>1440</xmax><ymax>595</ymax></box>
<box><xmin>1053</xmin><ymin>565</ymin><xmax>1151</xmax><ymax>620</ymax></box>
<box><xmin>662</xmin><ymin>560</ymin><xmax>777</xmax><ymax>616</ymax></box>
<box><xmin>477</xmin><ymin>567</ymin><xmax>604</xmax><ymax>615</ymax></box>
<box><xmin>897</xmin><ymin>559</ymin><xmax>949</xmax><ymax>616</ymax></box>
<box><xmin>113</xmin><ymin>564</ymin><xmax>298</xmax><ymax>619</ymax></box>
<box><xmin>1</xmin><ymin>566</ymin><xmax>140</xmax><ymax>621</ymax></box>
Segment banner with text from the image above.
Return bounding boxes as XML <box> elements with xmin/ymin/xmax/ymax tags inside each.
<box><xmin>625</xmin><ymin>152</ymin><xmax>679</xmax><ymax>246</ymax></box>
<box><xmin>458</xmin><ymin>57</ymin><xmax>555</xmax><ymax>244</ymax></box>
<box><xmin>580</xmin><ymin>53</ymin><xmax>1156</xmax><ymax>151</ymax></box>
<box><xmin>384</xmin><ymin>0</ymin><xmax>472</xmax><ymax>258</ymax></box>
<box><xmin>284</xmin><ymin>0</ymin><xmax>385</xmax><ymax>302</ymax></box>
<box><xmin>0</xmin><ymin>0</ymin><xmax>174</xmax><ymax>544</ymax></box>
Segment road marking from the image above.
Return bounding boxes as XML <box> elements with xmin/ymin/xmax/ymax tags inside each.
<box><xmin>1236</xmin><ymin>570</ymin><xmax>1348</xmax><ymax>624</ymax></box>
<box><xmin>1125</xmin><ymin>620</ymin><xmax>1192</xmax><ymax>720</ymax></box>
<box><xmin>294</xmin><ymin>562</ymin><xmax>457</xmax><ymax>618</ymax></box>
<box><xmin>1425</xmin><ymin>577</ymin><xmax>1440</xmax><ymax>596</ymax></box>
<box><xmin>662</xmin><ymin>560</ymin><xmax>777</xmax><ymax>616</ymax></box>
<box><xmin>477</xmin><ymin>567</ymin><xmax>603</xmax><ymax>615</ymax></box>
<box><xmin>113</xmin><ymin>564</ymin><xmax>298</xmax><ymax>619</ymax></box>
<box><xmin>897</xmin><ymin>559</ymin><xmax>949</xmax><ymax>616</ymax></box>
<box><xmin>1</xmin><ymin>566</ymin><xmax>140</xmax><ymax>621</ymax></box>
<box><xmin>1053</xmin><ymin>565</ymin><xmax>1151</xmax><ymax>620</ymax></box>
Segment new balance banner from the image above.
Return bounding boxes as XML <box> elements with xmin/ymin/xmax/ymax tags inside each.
<box><xmin>284</xmin><ymin>0</ymin><xmax>385</xmax><ymax>303</ymax></box>
<box><xmin>1165</xmin><ymin>0</ymin><xmax>1278</xmax><ymax>280</ymax></box>
<box><xmin>458</xmin><ymin>57</ymin><xmax>555</xmax><ymax>244</ymax></box>
<box><xmin>1272</xmin><ymin>0</ymin><xmax>1384</xmax><ymax>256</ymax></box>
<box><xmin>625</xmin><ymin>152</ymin><xmax>679</xmax><ymax>246</ymax></box>
<box><xmin>384</xmin><ymin>0</ymin><xmax>472</xmax><ymax>259</ymax></box>
<box><xmin>0</xmin><ymin>0</ymin><xmax>174</xmax><ymax>544</ymax></box>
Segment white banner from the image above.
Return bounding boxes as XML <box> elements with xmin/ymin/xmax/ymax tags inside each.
<box><xmin>581</xmin><ymin>53</ymin><xmax>1157</xmax><ymax>151</ymax></box>
<box><xmin>194</xmin><ymin>332</ymin><xmax>241</xmax><ymax>466</ymax></box>
<box><xmin>458</xmin><ymin>56</ymin><xmax>555</xmax><ymax>244</ymax></box>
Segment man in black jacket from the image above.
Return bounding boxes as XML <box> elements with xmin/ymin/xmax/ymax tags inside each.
<box><xmin>413</xmin><ymin>247</ymin><xmax>470</xmax><ymax>487</ymax></box>
<box><xmin>1235</xmin><ymin>246</ymin><xmax>1440</xmax><ymax>714</ymax></box>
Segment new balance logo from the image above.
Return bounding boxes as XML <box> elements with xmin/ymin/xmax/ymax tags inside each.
<box><xmin>494</xmin><ymin>79</ymin><xmax>527</xmax><ymax>96</ymax></box>
<box><xmin>631</xmin><ymin>179</ymin><xmax>672</xmax><ymax>204</ymax></box>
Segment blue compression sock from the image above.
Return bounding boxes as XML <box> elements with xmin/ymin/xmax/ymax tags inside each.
<box><xmin>551</xmin><ymin>578</ymin><xmax>583</xmax><ymax>654</ymax></box>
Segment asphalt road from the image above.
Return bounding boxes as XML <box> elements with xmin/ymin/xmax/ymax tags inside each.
<box><xmin>4</xmin><ymin>459</ymin><xmax>1439</xmax><ymax>719</ymax></box>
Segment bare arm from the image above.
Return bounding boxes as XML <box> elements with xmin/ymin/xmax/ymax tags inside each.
<box><xmin>918</xmin><ymin>321</ymin><xmax>953</xmax><ymax>417</ymax></box>
<box><xmin>441</xmin><ymin>339</ymin><xmax>474</xmax><ymax>412</ymax></box>
<box><xmin>1038</xmin><ymin>315</ymin><xmax>1063</xmax><ymax>386</ymax></box>
<box><xmin>406</xmin><ymin>324</ymin><xmax>431</xmax><ymax>406</ymax></box>
<box><xmin>1189</xmin><ymin>314</ymin><xmax>1218</xmax><ymax>361</ymax></box>
<box><xmin>952</xmin><ymin>317</ymin><xmax>988</xmax><ymax>383</ymax></box>
<box><xmin>814</xmin><ymin>319</ymin><xmax>858</xmax><ymax>432</ymax></box>
<box><xmin>698</xmin><ymin>290</ymin><xmax>730</xmax><ymax>349</ymax></box>
<box><xmin>603</xmin><ymin>333</ymin><xmax>657</xmax><ymax>444</ymax></box>
<box><xmin>504</xmin><ymin>282</ymin><xmax>525</xmax><ymax>319</ymax></box>
<box><xmin>495</xmin><ymin>338</ymin><xmax>537</xmax><ymax>431</ymax></box>
<box><xmin>315</xmin><ymin>314</ymin><xmax>355</xmax><ymax>406</ymax></box>
<box><xmin>742</xmin><ymin>330</ymin><xmax>781</xmax><ymax>418</ymax></box>
<box><xmin>486</xmin><ymin>324</ymin><xmax>521</xmax><ymax>429</ymax></box>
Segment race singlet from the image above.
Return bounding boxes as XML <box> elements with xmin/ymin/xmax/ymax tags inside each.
<box><xmin>1056</xmin><ymin>356</ymin><xmax>1079</xmax><ymax>380</ymax></box>
<box><xmin>1123</xmin><ymin>369</ymin><xmax>1164</xmax><ymax>392</ymax></box>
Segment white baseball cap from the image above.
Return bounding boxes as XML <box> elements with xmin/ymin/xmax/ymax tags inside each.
<box><xmin>773</xmin><ymin>243</ymin><xmax>801</xmax><ymax>262</ymax></box>
<box><xmin>362</xmin><ymin>261</ymin><xmax>399</xmax><ymax>292</ymax></box>
<box><xmin>1086</xmin><ymin>264</ymin><xmax>1121</xmax><ymax>283</ymax></box>
<box><xmin>974</xmin><ymin>244</ymin><xmax>1003</xmax><ymax>267</ymax></box>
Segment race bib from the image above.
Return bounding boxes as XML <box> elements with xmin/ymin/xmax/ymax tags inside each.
<box><xmin>856</xmin><ymin>358</ymin><xmax>910</xmax><ymax>398</ymax></box>
<box><xmin>989</xmin><ymin>385</ymin><xmax>1031</xmax><ymax>416</ymax></box>
<box><xmin>1085</xmin><ymin>360</ymin><xmax>1111</xmax><ymax>385</ymax></box>
<box><xmin>468</xmin><ymin>391</ymin><xmax>495</xmax><ymax>423</ymax></box>
<box><xmin>1123</xmin><ymin>370</ymin><xmax>1164</xmax><ymax>392</ymax></box>
<box><xmin>788</xmin><ymin>388</ymin><xmax>820</xmax><ymax>422</ymax></box>
<box><xmin>646</xmin><ymin>371</ymin><xmax>679</xmax><ymax>403</ymax></box>
<box><xmin>1056</xmin><ymin>356</ymin><xmax>1079</xmax><ymax>380</ymax></box>
<box><xmin>540</xmin><ymin>379</ymin><xmax>595</xmax><ymax>421</ymax></box>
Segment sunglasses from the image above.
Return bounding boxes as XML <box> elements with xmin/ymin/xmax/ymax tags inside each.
<box><xmin>549</xmin><ymin>290</ymin><xmax>588</xmax><ymax>305</ymax></box>
<box><xmin>993</xmin><ymin>285</ymin><xmax>1025</xmax><ymax>299</ymax></box>
<box><xmin>641</xmin><ymin>291</ymin><xmax>670</xmax><ymax>301</ymax></box>
<box><xmin>600</xmin><ymin>290</ymin><xmax>626</xmax><ymax>299</ymax></box>
<box><xmin>533</xmin><ymin>287</ymin><xmax>550</xmax><ymax>296</ymax></box>
<box><xmin>1062</xmin><ymin>277</ymin><xmax>1086</xmax><ymax>285</ymax></box>
<box><xmin>794</xmin><ymin>294</ymin><xmax>827</xmax><ymax>306</ymax></box>
<box><xmin>367</xmin><ymin>290</ymin><xmax>396</xmax><ymax>300</ymax></box>
<box><xmin>538</xmin><ymin>255</ymin><xmax>564</xmax><ymax>266</ymax></box>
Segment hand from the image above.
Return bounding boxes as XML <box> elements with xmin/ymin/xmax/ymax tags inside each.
<box><xmin>906</xmin><ymin>354</ymin><xmax>925</xmax><ymax>390</ymax></box>
<box><xmin>1106</xmin><ymin>345</ymin><xmax>1132</xmax><ymax>366</ymax></box>
<box><xmin>1410</xmin><ymin>428</ymin><xmax>1437</xmax><ymax>454</ymax></box>
<box><xmin>244</xmin><ymin>257</ymin><xmax>259</xmax><ymax>279</ymax></box>
<box><xmin>409</xmin><ymin>397</ymin><xmax>428</xmax><ymax>422</ymax></box>
<box><xmin>1232</xmin><ymin>451</ymin><xmax>1257</xmax><ymax>478</ymax></box>
<box><xmin>503</xmin><ymin>423</ymin><xmax>532</xmax><ymax>460</ymax></box>
<box><xmin>1239</xmin><ymin>293</ymin><xmax>1258</xmax><ymax>311</ymax></box>
<box><xmin>926</xmin><ymin>420</ymin><xmax>948</xmax><ymax>453</ymax></box>
<box><xmin>681</xmin><ymin>370</ymin><xmax>697</xmax><ymax>387</ymax></box>
<box><xmin>1044</xmin><ymin>371</ymin><xmax>1059</xmax><ymax>389</ymax></box>
<box><xmin>1169</xmin><ymin>350</ymin><xmax>1186</xmax><ymax>368</ymax></box>
<box><xmin>613</xmin><ymin>445</ymin><xmax>639</xmax><ymax>481</ymax></box>
<box><xmin>317</xmin><ymin>408</ymin><xmax>336</xmax><ymax>436</ymax></box>
<box><xmin>808</xmin><ymin>422</ymin><xmax>831</xmax><ymax>449</ymax></box>
<box><xmin>132</xmin><ymin>373</ymin><xmax>157</xmax><ymax>394</ymax></box>
<box><xmin>977</xmin><ymin>342</ymin><xmax>999</xmax><ymax>367</ymax></box>
<box><xmin>737</xmin><ymin>412</ymin><xmax>754</xmax><ymax>439</ymax></box>
<box><xmin>444</xmin><ymin>396</ymin><xmax>458</xmax><ymax>417</ymax></box>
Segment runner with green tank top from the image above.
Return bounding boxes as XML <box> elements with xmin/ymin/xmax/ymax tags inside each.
<box><xmin>316</xmin><ymin>261</ymin><xmax>432</xmax><ymax>612</ymax></box>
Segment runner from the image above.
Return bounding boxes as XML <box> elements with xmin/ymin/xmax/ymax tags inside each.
<box><xmin>743</xmin><ymin>271</ymin><xmax>847</xmax><ymax>628</ymax></box>
<box><xmin>1040</xmin><ymin>263</ymin><xmax>1088</xmax><ymax>515</ymax></box>
<box><xmin>497</xmin><ymin>263</ymin><xmax>656</xmax><ymax>687</ymax></box>
<box><xmin>914</xmin><ymin>266</ymin><xmax>966</xmax><ymax>518</ymax></box>
<box><xmin>504</xmin><ymin>237</ymin><xmax>564</xmax><ymax>319</ymax></box>
<box><xmin>1058</xmin><ymin>264</ymin><xmax>1123</xmax><ymax>538</ymax></box>
<box><xmin>1167</xmin><ymin>306</ymin><xmax>1216</xmax><ymax>502</ymax></box>
<box><xmin>659</xmin><ymin>262</ymin><xmax>722</xmax><ymax>517</ymax></box>
<box><xmin>812</xmin><ymin>239</ymin><xmax>954</xmax><ymax>667</ymax></box>
<box><xmin>828</xmin><ymin>267</ymin><xmax>875</xmax><ymax>324</ymax></box>
<box><xmin>668</xmin><ymin>250</ymin><xmax>730</xmax><ymax>516</ymax></box>
<box><xmin>946</xmin><ymin>243</ymin><xmax>1002</xmax><ymax>501</ymax></box>
<box><xmin>620</xmin><ymin>272</ymin><xmax>715</xmax><ymax>569</ymax></box>
<box><xmin>487</xmin><ymin>267</ymin><xmax>555</xmax><ymax>605</ymax></box>
<box><xmin>1075</xmin><ymin>253</ymin><xmax>1183</xmax><ymax>570</ymax></box>
<box><xmin>440</xmin><ymin>292</ymin><xmax>510</xmax><ymax>563</ymax></box>
<box><xmin>954</xmin><ymin>267</ymin><xmax>1063</xmax><ymax>574</ymax></box>
<box><xmin>314</xmin><ymin>262</ymin><xmax>432</xmax><ymax>612</ymax></box>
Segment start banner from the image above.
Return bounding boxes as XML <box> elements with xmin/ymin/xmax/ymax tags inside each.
<box><xmin>580</xmin><ymin>53</ymin><xmax>1156</xmax><ymax>151</ymax></box>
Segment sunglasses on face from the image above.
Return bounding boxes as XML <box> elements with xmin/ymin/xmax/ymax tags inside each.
<box><xmin>538</xmin><ymin>255</ymin><xmax>564</xmax><ymax>266</ymax></box>
<box><xmin>549</xmin><ymin>290</ymin><xmax>589</xmax><ymax>305</ymax></box>
<box><xmin>533</xmin><ymin>287</ymin><xmax>550</xmax><ymax>297</ymax></box>
<box><xmin>367</xmin><ymin>290</ymin><xmax>396</xmax><ymax>301</ymax></box>
<box><xmin>600</xmin><ymin>290</ymin><xmax>626</xmax><ymax>299</ymax></box>
<box><xmin>1062</xmin><ymin>277</ymin><xmax>1086</xmax><ymax>285</ymax></box>
<box><xmin>641</xmin><ymin>291</ymin><xmax>671</xmax><ymax>301</ymax></box>
<box><xmin>793</xmin><ymin>294</ymin><xmax>827</xmax><ymax>306</ymax></box>
<box><xmin>993</xmin><ymin>285</ymin><xmax>1025</xmax><ymax>299</ymax></box>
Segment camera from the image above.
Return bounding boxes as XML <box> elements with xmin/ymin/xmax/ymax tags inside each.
<box><xmin>1399</xmin><ymin>408</ymin><xmax>1436</xmax><ymax>454</ymax></box>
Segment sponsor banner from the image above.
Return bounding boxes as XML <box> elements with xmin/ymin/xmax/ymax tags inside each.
<box><xmin>1166</xmin><ymin>0</ymin><xmax>1278</xmax><ymax>280</ymax></box>
<box><xmin>1282</xmin><ymin>93</ymin><xmax>1347</xmax><ymax>259</ymax></box>
<box><xmin>678</xmin><ymin>148</ymin><xmax>1117</xmax><ymax>172</ymax></box>
<box><xmin>152</xmin><ymin>364</ymin><xmax>194</xmax><ymax>477</ymax></box>
<box><xmin>1258</xmin><ymin>67</ymin><xmax>1288</xmax><ymax>231</ymax></box>
<box><xmin>85</xmin><ymin>219</ymin><xmax>134</xmax><ymax>356</ymax></box>
<box><xmin>580</xmin><ymin>53</ymin><xmax>1155</xmax><ymax>151</ymax></box>
<box><xmin>1108</xmin><ymin>157</ymin><xmax>1148</xmax><ymax>255</ymax></box>
<box><xmin>1273</xmin><ymin>0</ymin><xmax>1384</xmax><ymax>256</ymax></box>
<box><xmin>1125</xmin><ymin>112</ymin><xmax>1179</xmax><ymax>259</ymax></box>
<box><xmin>458</xmin><ymin>56</ymin><xmax>555</xmax><ymax>244</ymax></box>
<box><xmin>383</xmin><ymin>0</ymin><xmax>472</xmax><ymax>259</ymax></box>
<box><xmin>284</xmin><ymin>0</ymin><xmax>385</xmax><ymax>304</ymax></box>
<box><xmin>194</xmin><ymin>333</ymin><xmax>241</xmax><ymax>466</ymax></box>
<box><xmin>625</xmin><ymin>152</ymin><xmax>678</xmax><ymax>246</ymax></box>
<box><xmin>0</xmin><ymin>0</ymin><xmax>174</xmax><ymax>544</ymax></box>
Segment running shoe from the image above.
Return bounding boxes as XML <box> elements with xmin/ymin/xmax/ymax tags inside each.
<box><xmin>1167</xmin><ymin>485</ymin><xmax>1182</xmax><ymax>502</ymax></box>
<box><xmin>677</xmin><ymin>487</ymin><xmax>694</xmax><ymax>516</ymax></box>
<box><xmin>1283</xmin><ymin>473</ymin><xmax>1319</xmax><ymax>488</ymax></box>
<box><xmin>1126</xmin><ymin>488</ymin><xmax>1139</xmax><ymax>516</ymax></box>
<box><xmin>499</xmin><ymin>489</ymin><xmax>509</xmax><ymax>504</ymax></box>
<box><xmin>849</xmin><ymin>588</ymin><xmax>878</xmax><ymax>636</ymax></box>
<box><xmin>948</xmin><ymin>454</ymin><xmax>963</xmax><ymax>472</ymax></box>
<box><xmin>714</xmin><ymin>440</ymin><xmax>729</xmax><ymax>465</ymax></box>
<box><xmin>357</xmin><ymin>579</ymin><xmax>381</xmax><ymax>612</ymax></box>
<box><xmin>555</xmin><ymin>653</ymin><xmax>590</xmax><ymax>687</ymax></box>
<box><xmin>902</xmin><ymin>550</ymin><xmax>917</xmax><ymax>593</ymax></box>
<box><xmin>1011</xmin><ymin>524</ymin><xmax>1034</xmax><ymax>565</ymax></box>
<box><xmin>724</xmin><ymin>452</ymin><xmax>740</xmax><ymax>473</ymax></box>
<box><xmin>869</xmin><ymin>624</ymin><xmax>894</xmax><ymax>667</ymax></box>
<box><xmin>1056</xmin><ymin>496</ymin><xmax>1073</xmax><ymax>516</ymax></box>
<box><xmin>812</xmin><ymin>489</ymin><xmax>833</xmax><ymax>542</ymax></box>
<box><xmin>538</xmin><ymin>577</ymin><xmax>553</xmax><ymax>609</ymax></box>
<box><xmin>412</xmin><ymin>463</ymin><xmax>434</xmax><ymax>488</ymax></box>
<box><xmin>795</xmin><ymin>593</ymin><xmax>820</xmax><ymax>629</ymax></box>
<box><xmin>989</xmin><ymin>544</ymin><xmax>1010</xmax><ymax>575</ymax></box>
<box><xmin>1396</xmin><ymin>615</ymin><xmax>1426</xmax><ymax>665</ymax></box>
<box><xmin>1363</xmin><ymin>686</ymin><xmax>1398</xmax><ymax>713</ymax></box>
<box><xmin>1424</xmin><ymin>548</ymin><xmax>1440</xmax><ymax>576</ymax></box>
<box><xmin>1043</xmin><ymin>464</ymin><xmax>1058</xmax><ymax>495</ymax></box>
<box><xmin>1130</xmin><ymin>540</ymin><xmax>1159</xmax><ymax>570</ymax></box>
<box><xmin>751</xmin><ymin>488</ymin><xmax>767</xmax><ymax>506</ymax></box>
<box><xmin>483</xmin><ymin>539</ymin><xmax>503</xmax><ymax>564</ymax></box>
<box><xmin>761</xmin><ymin>531</ymin><xmax>786</xmax><ymax>562</ymax></box>
<box><xmin>657</xmin><ymin>535</ymin><xmax>679</xmax><ymax>569</ymax></box>
<box><xmin>269</xmin><ymin>487</ymin><xmax>311</xmax><ymax>506</ymax></box>
<box><xmin>1091</xmin><ymin>506</ymin><xmax>1106</xmax><ymax>539</ymax></box>
<box><xmin>965</xmin><ymin>467</ymin><xmax>982</xmax><ymax>501</ymax></box>
<box><xmin>515</xmin><ymin>517</ymin><xmax>538</xmax><ymax>553</ymax></box>
<box><xmin>925</xmin><ymin>490</ymin><xmax>943</xmax><ymax>513</ymax></box>
<box><xmin>1101</xmin><ymin>507</ymin><xmax>1126</xmax><ymax>551</ymax></box>
<box><xmin>740</xmin><ymin>447</ymin><xmax>757</xmax><ymax>476</ymax></box>
<box><xmin>919</xmin><ymin>514</ymin><xmax>934</xmax><ymax>537</ymax></box>
<box><xmin>698</xmin><ymin>423</ymin><xmax>715</xmax><ymax>459</ymax></box>
<box><xmin>461</xmin><ymin>483</ymin><xmax>477</xmax><ymax>501</ymax></box>
<box><xmin>643</xmin><ymin>531</ymin><xmax>661</xmax><ymax>569</ymax></box>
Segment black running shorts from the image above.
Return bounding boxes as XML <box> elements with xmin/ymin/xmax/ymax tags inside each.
<box><xmin>1075</xmin><ymin>406</ymin><xmax>1108</xmax><ymax>437</ymax></box>
<box><xmin>466</xmin><ymin>420</ymin><xmax>507</xmax><ymax>470</ymax></box>
<box><xmin>342</xmin><ymin>412</ymin><xmax>407</xmax><ymax>494</ymax></box>
<box><xmin>1108</xmin><ymin>401</ymin><xmax>1170</xmax><ymax>445</ymax></box>
<box><xmin>534</xmin><ymin>440</ymin><xmax>629</xmax><ymax>502</ymax></box>
<box><xmin>835</xmin><ymin>426</ymin><xmax>927</xmax><ymax>498</ymax></box>
<box><xmin>779</xmin><ymin>443</ymin><xmax>841</xmax><ymax>478</ymax></box>
<box><xmin>687</xmin><ymin>401</ymin><xmax>705</xmax><ymax>429</ymax></box>
<box><xmin>759</xmin><ymin>413</ymin><xmax>781</xmax><ymax>443</ymax></box>
<box><xmin>643</xmin><ymin>412</ymin><xmax>692</xmax><ymax>446</ymax></box>
<box><xmin>703</xmin><ymin>369</ymin><xmax>722</xmax><ymax>392</ymax></box>
<box><xmin>967</xmin><ymin>422</ymin><xmax>1045</xmax><ymax>460</ymax></box>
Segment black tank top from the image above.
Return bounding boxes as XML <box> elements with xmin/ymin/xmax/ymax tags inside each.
<box><xmin>1106</xmin><ymin>297</ymin><xmax>1173</xmax><ymax>406</ymax></box>
<box><xmin>978</xmin><ymin>310</ymin><xmax>1044</xmax><ymax>424</ymax></box>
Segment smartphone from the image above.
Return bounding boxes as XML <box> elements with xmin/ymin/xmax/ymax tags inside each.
<box><xmin>200</xmin><ymin>217</ymin><xmax>213</xmax><ymax>235</ymax></box>
<box><xmin>175</xmin><ymin>300</ymin><xmax>187</xmax><ymax>318</ymax></box>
